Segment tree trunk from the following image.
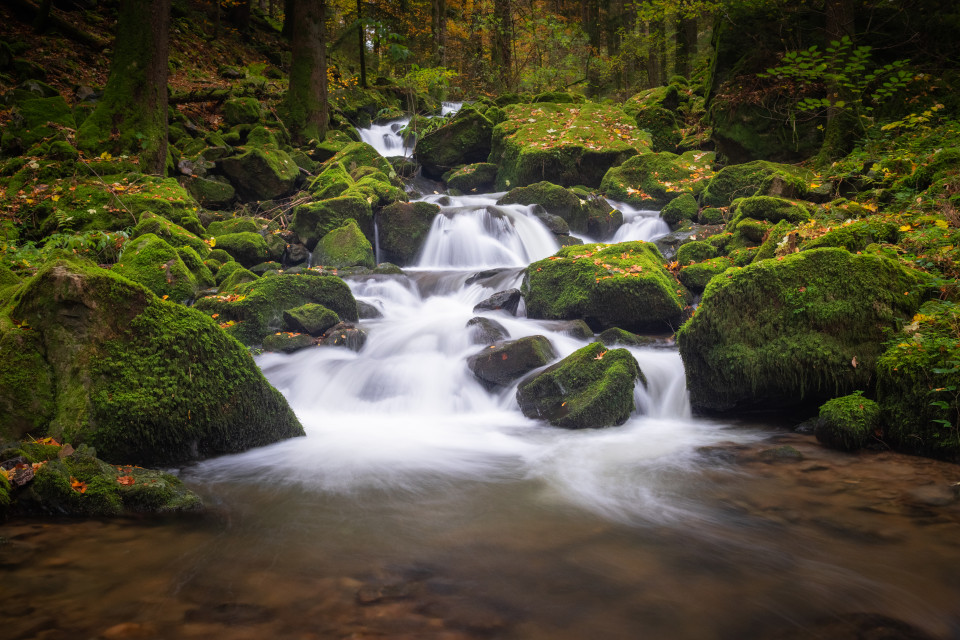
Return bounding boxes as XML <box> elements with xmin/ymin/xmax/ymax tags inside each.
<box><xmin>77</xmin><ymin>0</ymin><xmax>172</xmax><ymax>174</ymax></box>
<box><xmin>675</xmin><ymin>12</ymin><xmax>696</xmax><ymax>79</ymax></box>
<box><xmin>645</xmin><ymin>19</ymin><xmax>662</xmax><ymax>87</ymax></box>
<box><xmin>432</xmin><ymin>0</ymin><xmax>446</xmax><ymax>65</ymax></box>
<box><xmin>282</xmin><ymin>0</ymin><xmax>294</xmax><ymax>38</ymax></box>
<box><xmin>284</xmin><ymin>0</ymin><xmax>328</xmax><ymax>143</ymax></box>
<box><xmin>492</xmin><ymin>0</ymin><xmax>511</xmax><ymax>89</ymax></box>
<box><xmin>357</xmin><ymin>0</ymin><xmax>367</xmax><ymax>87</ymax></box>
<box><xmin>818</xmin><ymin>0</ymin><xmax>857</xmax><ymax>162</ymax></box>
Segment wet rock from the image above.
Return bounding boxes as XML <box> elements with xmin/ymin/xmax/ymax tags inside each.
<box><xmin>262</xmin><ymin>331</ymin><xmax>316</xmax><ymax>353</ymax></box>
<box><xmin>517</xmin><ymin>341</ymin><xmax>643</xmax><ymax>429</ymax></box>
<box><xmin>473</xmin><ymin>288</ymin><xmax>522</xmax><ymax>315</ymax></box>
<box><xmin>531</xmin><ymin>206</ymin><xmax>570</xmax><ymax>235</ymax></box>
<box><xmin>598</xmin><ymin>327</ymin><xmax>655</xmax><ymax>347</ymax></box>
<box><xmin>283</xmin><ymin>242</ymin><xmax>310</xmax><ymax>267</ymax></box>
<box><xmin>757</xmin><ymin>446</ymin><xmax>805</xmax><ymax>463</ymax></box>
<box><xmin>466</xmin><ymin>317</ymin><xmax>509</xmax><ymax>344</ymax></box>
<box><xmin>283</xmin><ymin>303</ymin><xmax>340</xmax><ymax>337</ymax></box>
<box><xmin>320</xmin><ymin>321</ymin><xmax>368</xmax><ymax>351</ymax></box>
<box><xmin>467</xmin><ymin>335</ymin><xmax>556</xmax><ymax>389</ymax></box>
<box><xmin>357</xmin><ymin>300</ymin><xmax>383</xmax><ymax>319</ymax></box>
<box><xmin>377</xmin><ymin>201</ymin><xmax>441</xmax><ymax>266</ymax></box>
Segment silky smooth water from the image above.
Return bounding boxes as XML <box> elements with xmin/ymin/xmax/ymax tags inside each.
<box><xmin>3</xmin><ymin>188</ymin><xmax>960</xmax><ymax>640</ymax></box>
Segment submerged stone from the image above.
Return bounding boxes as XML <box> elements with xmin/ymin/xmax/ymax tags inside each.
<box><xmin>467</xmin><ymin>335</ymin><xmax>556</xmax><ymax>390</ymax></box>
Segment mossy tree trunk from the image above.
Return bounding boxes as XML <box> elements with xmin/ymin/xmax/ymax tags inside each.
<box><xmin>675</xmin><ymin>1</ymin><xmax>697</xmax><ymax>79</ymax></box>
<box><xmin>77</xmin><ymin>0</ymin><xmax>172</xmax><ymax>175</ymax></box>
<box><xmin>431</xmin><ymin>0</ymin><xmax>446</xmax><ymax>66</ymax></box>
<box><xmin>357</xmin><ymin>0</ymin><xmax>367</xmax><ymax>87</ymax></box>
<box><xmin>492</xmin><ymin>0</ymin><xmax>512</xmax><ymax>90</ymax></box>
<box><xmin>283</xmin><ymin>0</ymin><xmax>329</xmax><ymax>143</ymax></box>
<box><xmin>817</xmin><ymin>0</ymin><xmax>857</xmax><ymax>163</ymax></box>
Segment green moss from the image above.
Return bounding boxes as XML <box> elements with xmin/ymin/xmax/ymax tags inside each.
<box><xmin>699</xmin><ymin>207</ymin><xmax>726</xmax><ymax>225</ymax></box>
<box><xmin>349</xmin><ymin>174</ymin><xmax>407</xmax><ymax>208</ymax></box>
<box><xmin>634</xmin><ymin>105</ymin><xmax>681</xmax><ymax>153</ymax></box>
<box><xmin>516</xmin><ymin>341</ymin><xmax>643</xmax><ymax>429</ymax></box>
<box><xmin>224</xmin><ymin>98</ymin><xmax>263</xmax><ymax>127</ymax></box>
<box><xmin>176</xmin><ymin>246</ymin><xmax>215</xmax><ymax>288</ymax></box>
<box><xmin>498</xmin><ymin>181</ymin><xmax>588</xmax><ymax>233</ymax></box>
<box><xmin>701</xmin><ymin>161</ymin><xmax>814</xmax><ymax>208</ymax></box>
<box><xmin>661</xmin><ymin>193</ymin><xmax>699</xmax><ymax>227</ymax></box>
<box><xmin>416</xmin><ymin>105</ymin><xmax>494</xmax><ymax>179</ymax></box>
<box><xmin>309</xmin><ymin>161</ymin><xmax>355</xmax><ymax>199</ymax></box>
<box><xmin>802</xmin><ymin>219</ymin><xmax>899</xmax><ymax>253</ymax></box>
<box><xmin>446</xmin><ymin>162</ymin><xmax>499</xmax><ymax>193</ymax></box>
<box><xmin>815</xmin><ymin>392</ymin><xmax>879</xmax><ymax>452</ymax></box>
<box><xmin>113</xmin><ymin>233</ymin><xmax>198</xmax><ymax>302</ymax></box>
<box><xmin>523</xmin><ymin>241</ymin><xmax>689</xmax><ymax>332</ymax></box>
<box><xmin>10</xmin><ymin>258</ymin><xmax>304</xmax><ymax>465</ymax></box>
<box><xmin>207</xmin><ymin>216</ymin><xmax>261</xmax><ymax>236</ymax></box>
<box><xmin>219</xmin><ymin>146</ymin><xmax>299</xmax><ymax>201</ymax></box>
<box><xmin>262</xmin><ymin>331</ymin><xmax>316</xmax><ymax>353</ymax></box>
<box><xmin>678</xmin><ymin>256</ymin><xmax>734</xmax><ymax>292</ymax></box>
<box><xmin>677</xmin><ymin>248</ymin><xmax>929</xmax><ymax>413</ymax></box>
<box><xmin>195</xmin><ymin>273</ymin><xmax>358</xmax><ymax>345</ymax></box>
<box><xmin>0</xmin><ymin>328</ymin><xmax>56</xmax><ymax>440</ymax></box>
<box><xmin>219</xmin><ymin>266</ymin><xmax>259</xmax><ymax>291</ymax></box>
<box><xmin>676</xmin><ymin>240</ymin><xmax>717</xmax><ymax>265</ymax></box>
<box><xmin>377</xmin><ymin>201</ymin><xmax>441</xmax><ymax>265</ymax></box>
<box><xmin>731</xmin><ymin>218</ymin><xmax>771</xmax><ymax>245</ymax></box>
<box><xmin>1</xmin><ymin>96</ymin><xmax>76</xmax><ymax>155</ymax></box>
<box><xmin>283</xmin><ymin>303</ymin><xmax>340</xmax><ymax>336</ymax></box>
<box><xmin>312</xmin><ymin>218</ymin><xmax>375</xmax><ymax>269</ymax></box>
<box><xmin>207</xmin><ymin>248</ymin><xmax>232</xmax><ymax>264</ymax></box>
<box><xmin>876</xmin><ymin>300</ymin><xmax>960</xmax><ymax>459</ymax></box>
<box><xmin>467</xmin><ymin>335</ymin><xmax>557</xmax><ymax>389</ymax></box>
<box><xmin>132</xmin><ymin>211</ymin><xmax>209</xmax><ymax>256</ymax></box>
<box><xmin>182</xmin><ymin>175</ymin><xmax>236</xmax><ymax>209</ymax></box>
<box><xmin>750</xmin><ymin>219</ymin><xmax>794</xmax><ymax>263</ymax></box>
<box><xmin>490</xmin><ymin>102</ymin><xmax>651</xmax><ymax>189</ymax></box>
<box><xmin>290</xmin><ymin>194</ymin><xmax>374</xmax><ymax>250</ymax></box>
<box><xmin>325</xmin><ymin>141</ymin><xmax>394</xmax><ymax>177</ymax></box>
<box><xmin>214</xmin><ymin>232</ymin><xmax>270</xmax><ymax>268</ymax></box>
<box><xmin>599</xmin><ymin>151</ymin><xmax>713</xmax><ymax>208</ymax></box>
<box><xmin>728</xmin><ymin>196</ymin><xmax>811</xmax><ymax>228</ymax></box>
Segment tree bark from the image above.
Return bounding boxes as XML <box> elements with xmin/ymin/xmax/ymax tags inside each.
<box><xmin>675</xmin><ymin>12</ymin><xmax>697</xmax><ymax>79</ymax></box>
<box><xmin>282</xmin><ymin>0</ymin><xmax>294</xmax><ymax>38</ymax></box>
<box><xmin>284</xmin><ymin>0</ymin><xmax>328</xmax><ymax>143</ymax></box>
<box><xmin>432</xmin><ymin>0</ymin><xmax>447</xmax><ymax>65</ymax></box>
<box><xmin>492</xmin><ymin>0</ymin><xmax>512</xmax><ymax>89</ymax></box>
<box><xmin>77</xmin><ymin>0</ymin><xmax>172</xmax><ymax>174</ymax></box>
<box><xmin>357</xmin><ymin>0</ymin><xmax>367</xmax><ymax>87</ymax></box>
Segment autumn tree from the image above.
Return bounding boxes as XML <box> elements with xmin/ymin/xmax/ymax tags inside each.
<box><xmin>77</xmin><ymin>0</ymin><xmax>172</xmax><ymax>174</ymax></box>
<box><xmin>283</xmin><ymin>0</ymin><xmax>329</xmax><ymax>142</ymax></box>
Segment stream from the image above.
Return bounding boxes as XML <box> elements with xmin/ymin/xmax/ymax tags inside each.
<box><xmin>2</xmin><ymin>121</ymin><xmax>960</xmax><ymax>640</ymax></box>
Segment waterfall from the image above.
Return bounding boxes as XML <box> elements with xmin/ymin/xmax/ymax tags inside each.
<box><xmin>356</xmin><ymin>118</ymin><xmax>414</xmax><ymax>158</ymax></box>
<box><xmin>609</xmin><ymin>200</ymin><xmax>671</xmax><ymax>243</ymax></box>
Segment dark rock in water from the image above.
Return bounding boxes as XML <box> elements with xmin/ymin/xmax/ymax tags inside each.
<box><xmin>466</xmin><ymin>317</ymin><xmax>509</xmax><ymax>344</ymax></box>
<box><xmin>0</xmin><ymin>259</ymin><xmax>303</xmax><ymax>465</ymax></box>
<box><xmin>465</xmin><ymin>268</ymin><xmax>509</xmax><ymax>285</ymax></box>
<box><xmin>320</xmin><ymin>321</ymin><xmax>367</xmax><ymax>351</ymax></box>
<box><xmin>517</xmin><ymin>342</ymin><xmax>643</xmax><ymax>429</ymax></box>
<box><xmin>467</xmin><ymin>335</ymin><xmax>556</xmax><ymax>389</ymax></box>
<box><xmin>530</xmin><ymin>206</ymin><xmax>570</xmax><ymax>235</ymax></box>
<box><xmin>539</xmin><ymin>319</ymin><xmax>593</xmax><ymax>339</ymax></box>
<box><xmin>357</xmin><ymin>300</ymin><xmax>384</xmax><ymax>319</ymax></box>
<box><xmin>473</xmin><ymin>289</ymin><xmax>522</xmax><ymax>316</ymax></box>
<box><xmin>757</xmin><ymin>446</ymin><xmax>804</xmax><ymax>463</ymax></box>
<box><xmin>598</xmin><ymin>327</ymin><xmax>653</xmax><ymax>347</ymax></box>
<box><xmin>416</xmin><ymin>105</ymin><xmax>494</xmax><ymax>179</ymax></box>
<box><xmin>377</xmin><ymin>201</ymin><xmax>441</xmax><ymax>266</ymax></box>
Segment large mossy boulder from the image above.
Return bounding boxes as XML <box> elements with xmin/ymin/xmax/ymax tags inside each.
<box><xmin>377</xmin><ymin>201</ymin><xmax>441</xmax><ymax>265</ymax></box>
<box><xmin>446</xmin><ymin>162</ymin><xmax>499</xmax><ymax>193</ymax></box>
<box><xmin>599</xmin><ymin>151</ymin><xmax>714</xmax><ymax>208</ymax></box>
<box><xmin>876</xmin><ymin>300</ymin><xmax>960</xmax><ymax>460</ymax></box>
<box><xmin>523</xmin><ymin>241</ymin><xmax>689</xmax><ymax>332</ymax></box>
<box><xmin>218</xmin><ymin>145</ymin><xmax>299</xmax><ymax>201</ymax></box>
<box><xmin>1</xmin><ymin>95</ymin><xmax>76</xmax><ymax>155</ymax></box>
<box><xmin>489</xmin><ymin>102</ymin><xmax>651</xmax><ymax>189</ymax></box>
<box><xmin>194</xmin><ymin>273</ymin><xmax>358</xmax><ymax>345</ymax></box>
<box><xmin>677</xmin><ymin>248</ymin><xmax>929</xmax><ymax>413</ymax></box>
<box><xmin>497</xmin><ymin>182</ymin><xmax>622</xmax><ymax>238</ymax></box>
<box><xmin>814</xmin><ymin>392</ymin><xmax>880</xmax><ymax>452</ymax></box>
<box><xmin>312</xmin><ymin>218</ymin><xmax>375</xmax><ymax>269</ymax></box>
<box><xmin>212</xmin><ymin>231</ymin><xmax>271</xmax><ymax>268</ymax></box>
<box><xmin>283</xmin><ymin>303</ymin><xmax>340</xmax><ymax>336</ymax></box>
<box><xmin>701</xmin><ymin>160</ymin><xmax>813</xmax><ymax>208</ymax></box>
<box><xmin>415</xmin><ymin>105</ymin><xmax>494</xmax><ymax>179</ymax></box>
<box><xmin>290</xmin><ymin>194</ymin><xmax>374</xmax><ymax>251</ymax></box>
<box><xmin>516</xmin><ymin>341</ymin><xmax>643</xmax><ymax>429</ymax></box>
<box><xmin>131</xmin><ymin>211</ymin><xmax>209</xmax><ymax>257</ymax></box>
<box><xmin>112</xmin><ymin>233</ymin><xmax>199</xmax><ymax>302</ymax></box>
<box><xmin>727</xmin><ymin>195</ymin><xmax>812</xmax><ymax>228</ymax></box>
<box><xmin>467</xmin><ymin>335</ymin><xmax>556</xmax><ymax>389</ymax></box>
<box><xmin>0</xmin><ymin>259</ymin><xmax>304</xmax><ymax>465</ymax></box>
<box><xmin>324</xmin><ymin>141</ymin><xmax>395</xmax><ymax>177</ymax></box>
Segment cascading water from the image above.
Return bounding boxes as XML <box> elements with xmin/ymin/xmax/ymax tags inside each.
<box><xmin>609</xmin><ymin>199</ymin><xmax>671</xmax><ymax>242</ymax></box>
<box><xmin>192</xmin><ymin>191</ymin><xmax>753</xmax><ymax>523</ymax></box>
<box><xmin>357</xmin><ymin>118</ymin><xmax>414</xmax><ymax>158</ymax></box>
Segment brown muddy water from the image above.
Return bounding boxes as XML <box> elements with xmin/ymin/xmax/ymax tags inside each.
<box><xmin>3</xmin><ymin>431</ymin><xmax>959</xmax><ymax>640</ymax></box>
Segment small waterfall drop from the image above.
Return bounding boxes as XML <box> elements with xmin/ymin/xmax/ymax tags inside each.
<box><xmin>357</xmin><ymin>118</ymin><xmax>414</xmax><ymax>157</ymax></box>
<box><xmin>609</xmin><ymin>200</ymin><xmax>671</xmax><ymax>242</ymax></box>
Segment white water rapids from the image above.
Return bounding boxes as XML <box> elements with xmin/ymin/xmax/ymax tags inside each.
<box><xmin>191</xmin><ymin>189</ymin><xmax>760</xmax><ymax>526</ymax></box>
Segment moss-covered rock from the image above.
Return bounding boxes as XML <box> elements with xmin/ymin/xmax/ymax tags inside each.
<box><xmin>676</xmin><ymin>240</ymin><xmax>717</xmax><ymax>265</ymax></box>
<box><xmin>876</xmin><ymin>300</ymin><xmax>960</xmax><ymax>459</ymax></box>
<box><xmin>325</xmin><ymin>141</ymin><xmax>394</xmax><ymax>177</ymax></box>
<box><xmin>113</xmin><ymin>233</ymin><xmax>198</xmax><ymax>302</ymax></box>
<box><xmin>377</xmin><ymin>201</ymin><xmax>441</xmax><ymax>265</ymax></box>
<box><xmin>194</xmin><ymin>273</ymin><xmax>358</xmax><ymax>345</ymax></box>
<box><xmin>523</xmin><ymin>241</ymin><xmax>689</xmax><ymax>332</ymax></box>
<box><xmin>677</xmin><ymin>256</ymin><xmax>735</xmax><ymax>293</ymax></box>
<box><xmin>516</xmin><ymin>341</ymin><xmax>643</xmax><ymax>429</ymax></box>
<box><xmin>283</xmin><ymin>303</ymin><xmax>340</xmax><ymax>336</ymax></box>
<box><xmin>801</xmin><ymin>219</ymin><xmax>900</xmax><ymax>253</ymax></box>
<box><xmin>312</xmin><ymin>218</ymin><xmax>375</xmax><ymax>269</ymax></box>
<box><xmin>132</xmin><ymin>211</ymin><xmax>209</xmax><ymax>256</ymax></box>
<box><xmin>223</xmin><ymin>97</ymin><xmax>263</xmax><ymax>127</ymax></box>
<box><xmin>416</xmin><ymin>105</ymin><xmax>494</xmax><ymax>179</ymax></box>
<box><xmin>262</xmin><ymin>331</ymin><xmax>316</xmax><ymax>353</ymax></box>
<box><xmin>0</xmin><ymin>328</ymin><xmax>55</xmax><ymax>441</ymax></box>
<box><xmin>701</xmin><ymin>160</ymin><xmax>813</xmax><ymax>208</ymax></box>
<box><xmin>1</xmin><ymin>96</ymin><xmax>76</xmax><ymax>155</ymax></box>
<box><xmin>181</xmin><ymin>175</ymin><xmax>236</xmax><ymax>209</ymax></box>
<box><xmin>176</xmin><ymin>246</ymin><xmax>215</xmax><ymax>288</ymax></box>
<box><xmin>309</xmin><ymin>161</ymin><xmax>355</xmax><ymax>199</ymax></box>
<box><xmin>218</xmin><ymin>265</ymin><xmax>259</xmax><ymax>291</ymax></box>
<box><xmin>446</xmin><ymin>162</ymin><xmax>499</xmax><ymax>193</ymax></box>
<box><xmin>467</xmin><ymin>335</ymin><xmax>556</xmax><ymax>389</ymax></box>
<box><xmin>677</xmin><ymin>248</ymin><xmax>929</xmax><ymax>413</ymax></box>
<box><xmin>213</xmin><ymin>231</ymin><xmax>270</xmax><ymax>268</ymax></box>
<box><xmin>490</xmin><ymin>102</ymin><xmax>651</xmax><ymax>189</ymax></box>
<box><xmin>661</xmin><ymin>193</ymin><xmax>699</xmax><ymax>227</ymax></box>
<box><xmin>218</xmin><ymin>145</ymin><xmax>299</xmax><ymax>201</ymax></box>
<box><xmin>2</xmin><ymin>259</ymin><xmax>303</xmax><ymax>465</ymax></box>
<box><xmin>290</xmin><ymin>194</ymin><xmax>373</xmax><ymax>251</ymax></box>
<box><xmin>599</xmin><ymin>151</ymin><xmax>713</xmax><ymax>208</ymax></box>
<box><xmin>814</xmin><ymin>392</ymin><xmax>879</xmax><ymax>452</ymax></box>
<box><xmin>728</xmin><ymin>196</ymin><xmax>812</xmax><ymax>228</ymax></box>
